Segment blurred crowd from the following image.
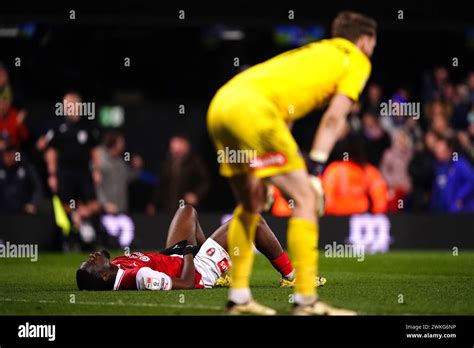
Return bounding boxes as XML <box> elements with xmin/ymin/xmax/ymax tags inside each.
<box><xmin>315</xmin><ymin>67</ymin><xmax>474</xmax><ymax>215</ymax></box>
<box><xmin>0</xmin><ymin>62</ymin><xmax>210</xmax><ymax>249</ymax></box>
<box><xmin>1</xmin><ymin>62</ymin><xmax>474</xmax><ymax>248</ymax></box>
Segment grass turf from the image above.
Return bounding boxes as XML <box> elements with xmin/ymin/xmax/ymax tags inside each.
<box><xmin>0</xmin><ymin>251</ymin><xmax>473</xmax><ymax>315</ymax></box>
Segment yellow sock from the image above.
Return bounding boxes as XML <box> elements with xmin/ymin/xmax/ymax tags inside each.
<box><xmin>287</xmin><ymin>217</ymin><xmax>319</xmax><ymax>296</ymax></box>
<box><xmin>228</xmin><ymin>206</ymin><xmax>260</xmax><ymax>289</ymax></box>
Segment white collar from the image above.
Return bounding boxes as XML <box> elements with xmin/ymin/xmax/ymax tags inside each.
<box><xmin>113</xmin><ymin>267</ymin><xmax>125</xmax><ymax>291</ymax></box>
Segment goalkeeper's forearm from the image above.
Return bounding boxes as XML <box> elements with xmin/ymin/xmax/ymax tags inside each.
<box><xmin>310</xmin><ymin>94</ymin><xmax>353</xmax><ymax>174</ymax></box>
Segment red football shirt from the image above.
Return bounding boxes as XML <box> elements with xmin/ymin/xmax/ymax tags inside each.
<box><xmin>111</xmin><ymin>251</ymin><xmax>204</xmax><ymax>290</ymax></box>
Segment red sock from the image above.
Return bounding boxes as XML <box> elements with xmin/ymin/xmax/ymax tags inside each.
<box><xmin>271</xmin><ymin>251</ymin><xmax>294</xmax><ymax>278</ymax></box>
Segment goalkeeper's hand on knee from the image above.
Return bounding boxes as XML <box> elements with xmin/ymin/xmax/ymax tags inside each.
<box><xmin>262</xmin><ymin>182</ymin><xmax>275</xmax><ymax>212</ymax></box>
<box><xmin>307</xmin><ymin>158</ymin><xmax>326</xmax><ymax>217</ymax></box>
<box><xmin>308</xmin><ymin>175</ymin><xmax>325</xmax><ymax>217</ymax></box>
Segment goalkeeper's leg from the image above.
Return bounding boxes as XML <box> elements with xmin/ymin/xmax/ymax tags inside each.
<box><xmin>226</xmin><ymin>174</ymin><xmax>276</xmax><ymax>315</ymax></box>
<box><xmin>269</xmin><ymin>170</ymin><xmax>356</xmax><ymax>315</ymax></box>
<box><xmin>269</xmin><ymin>170</ymin><xmax>319</xmax><ymax>306</ymax></box>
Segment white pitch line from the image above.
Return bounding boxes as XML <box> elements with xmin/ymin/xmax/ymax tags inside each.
<box><xmin>0</xmin><ymin>298</ymin><xmax>223</xmax><ymax>311</ymax></box>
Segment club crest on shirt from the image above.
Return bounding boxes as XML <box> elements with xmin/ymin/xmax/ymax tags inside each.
<box><xmin>206</xmin><ymin>248</ymin><xmax>215</xmax><ymax>257</ymax></box>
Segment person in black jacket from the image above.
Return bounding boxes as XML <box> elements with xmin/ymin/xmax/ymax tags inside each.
<box><xmin>0</xmin><ymin>145</ymin><xmax>43</xmax><ymax>214</ymax></box>
<box><xmin>151</xmin><ymin>134</ymin><xmax>210</xmax><ymax>215</ymax></box>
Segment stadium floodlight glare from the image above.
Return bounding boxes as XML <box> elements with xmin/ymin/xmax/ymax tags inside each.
<box><xmin>221</xmin><ymin>29</ymin><xmax>245</xmax><ymax>41</ymax></box>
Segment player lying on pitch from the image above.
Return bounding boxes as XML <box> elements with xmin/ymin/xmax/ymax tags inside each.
<box><xmin>76</xmin><ymin>205</ymin><xmax>325</xmax><ymax>294</ymax></box>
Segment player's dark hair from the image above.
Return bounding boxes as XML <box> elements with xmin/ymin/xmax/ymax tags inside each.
<box><xmin>331</xmin><ymin>11</ymin><xmax>377</xmax><ymax>42</ymax></box>
<box><xmin>76</xmin><ymin>268</ymin><xmax>113</xmax><ymax>291</ymax></box>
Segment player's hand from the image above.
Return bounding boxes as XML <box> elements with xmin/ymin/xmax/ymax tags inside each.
<box><xmin>104</xmin><ymin>202</ymin><xmax>119</xmax><ymax>214</ymax></box>
<box><xmin>262</xmin><ymin>182</ymin><xmax>275</xmax><ymax>212</ymax></box>
<box><xmin>48</xmin><ymin>174</ymin><xmax>58</xmax><ymax>193</ymax></box>
<box><xmin>92</xmin><ymin>169</ymin><xmax>102</xmax><ymax>185</ymax></box>
<box><xmin>36</xmin><ymin>136</ymin><xmax>48</xmax><ymax>152</ymax></box>
<box><xmin>309</xmin><ymin>175</ymin><xmax>325</xmax><ymax>217</ymax></box>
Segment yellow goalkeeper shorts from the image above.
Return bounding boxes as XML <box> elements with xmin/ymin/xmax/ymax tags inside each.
<box><xmin>207</xmin><ymin>85</ymin><xmax>306</xmax><ymax>178</ymax></box>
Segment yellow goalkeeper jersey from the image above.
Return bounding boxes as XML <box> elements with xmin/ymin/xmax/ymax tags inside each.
<box><xmin>224</xmin><ymin>37</ymin><xmax>371</xmax><ymax>121</ymax></box>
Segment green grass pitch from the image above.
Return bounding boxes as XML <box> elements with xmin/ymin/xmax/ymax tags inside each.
<box><xmin>0</xmin><ymin>251</ymin><xmax>473</xmax><ymax>315</ymax></box>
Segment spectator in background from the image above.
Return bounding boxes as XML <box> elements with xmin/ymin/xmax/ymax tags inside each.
<box><xmin>41</xmin><ymin>91</ymin><xmax>101</xmax><ymax>248</ymax></box>
<box><xmin>360</xmin><ymin>111</ymin><xmax>391</xmax><ymax>166</ymax></box>
<box><xmin>408</xmin><ymin>130</ymin><xmax>437</xmax><ymax>211</ymax></box>
<box><xmin>430</xmin><ymin>132</ymin><xmax>474</xmax><ymax>213</ymax></box>
<box><xmin>456</xmin><ymin>106</ymin><xmax>474</xmax><ymax>163</ymax></box>
<box><xmin>0</xmin><ymin>64</ymin><xmax>28</xmax><ymax>150</ymax></box>
<box><xmin>422</xmin><ymin>66</ymin><xmax>449</xmax><ymax>104</ymax></box>
<box><xmin>0</xmin><ymin>133</ymin><xmax>7</xmax><ymax>153</ymax></box>
<box><xmin>0</xmin><ymin>145</ymin><xmax>43</xmax><ymax>214</ymax></box>
<box><xmin>427</xmin><ymin>100</ymin><xmax>451</xmax><ymax>134</ymax></box>
<box><xmin>380</xmin><ymin>89</ymin><xmax>411</xmax><ymax>133</ymax></box>
<box><xmin>361</xmin><ymin>82</ymin><xmax>383</xmax><ymax>115</ymax></box>
<box><xmin>96</xmin><ymin>131</ymin><xmax>142</xmax><ymax>214</ymax></box>
<box><xmin>404</xmin><ymin>116</ymin><xmax>424</xmax><ymax>150</ymax></box>
<box><xmin>431</xmin><ymin>111</ymin><xmax>450</xmax><ymax>135</ymax></box>
<box><xmin>0</xmin><ymin>98</ymin><xmax>28</xmax><ymax>149</ymax></box>
<box><xmin>322</xmin><ymin>134</ymin><xmax>388</xmax><ymax>215</ymax></box>
<box><xmin>151</xmin><ymin>133</ymin><xmax>209</xmax><ymax>215</ymax></box>
<box><xmin>380</xmin><ymin>129</ymin><xmax>413</xmax><ymax>212</ymax></box>
<box><xmin>96</xmin><ymin>131</ymin><xmax>143</xmax><ymax>248</ymax></box>
<box><xmin>0</xmin><ymin>63</ymin><xmax>13</xmax><ymax>104</ymax></box>
<box><xmin>466</xmin><ymin>71</ymin><xmax>474</xmax><ymax>103</ymax></box>
<box><xmin>450</xmin><ymin>83</ymin><xmax>471</xmax><ymax>130</ymax></box>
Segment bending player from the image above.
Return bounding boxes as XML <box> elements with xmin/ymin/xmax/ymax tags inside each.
<box><xmin>207</xmin><ymin>11</ymin><xmax>376</xmax><ymax>315</ymax></box>
<box><xmin>76</xmin><ymin>205</ymin><xmax>325</xmax><ymax>294</ymax></box>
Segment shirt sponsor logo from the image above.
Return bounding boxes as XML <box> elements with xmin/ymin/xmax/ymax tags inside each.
<box><xmin>129</xmin><ymin>252</ymin><xmax>150</xmax><ymax>262</ymax></box>
<box><xmin>250</xmin><ymin>152</ymin><xmax>287</xmax><ymax>170</ymax></box>
<box><xmin>217</xmin><ymin>258</ymin><xmax>230</xmax><ymax>273</ymax></box>
<box><xmin>144</xmin><ymin>276</ymin><xmax>168</xmax><ymax>290</ymax></box>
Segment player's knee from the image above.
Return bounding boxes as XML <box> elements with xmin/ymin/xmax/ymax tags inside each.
<box><xmin>179</xmin><ymin>204</ymin><xmax>197</xmax><ymax>218</ymax></box>
<box><xmin>292</xmin><ymin>188</ymin><xmax>317</xmax><ymax>214</ymax></box>
<box><xmin>242</xmin><ymin>197</ymin><xmax>262</xmax><ymax>214</ymax></box>
<box><xmin>241</xmin><ymin>185</ymin><xmax>264</xmax><ymax>213</ymax></box>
